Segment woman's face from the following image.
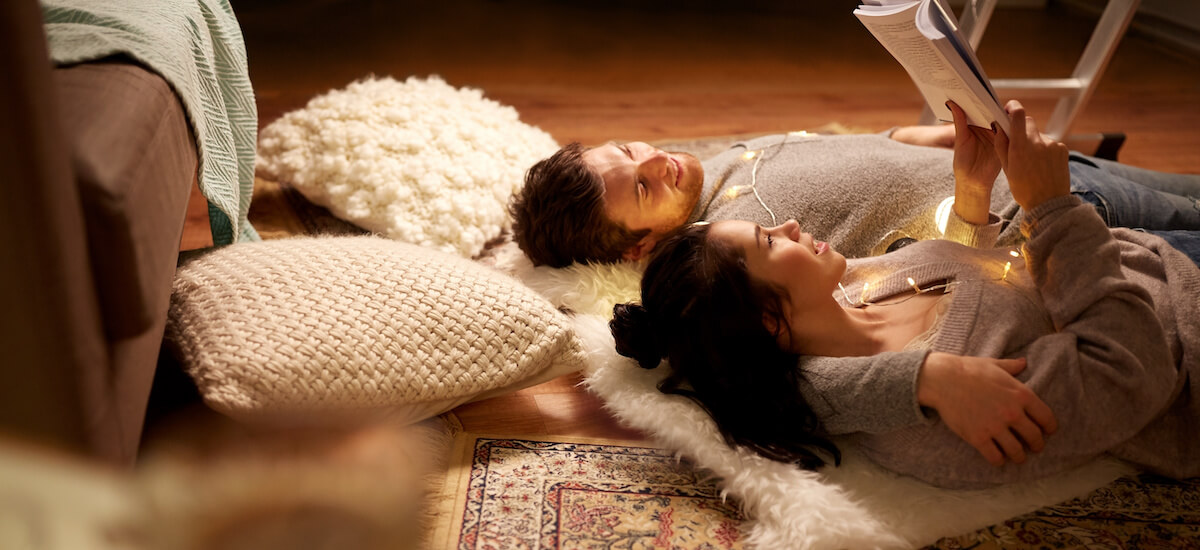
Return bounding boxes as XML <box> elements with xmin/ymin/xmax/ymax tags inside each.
<box><xmin>708</xmin><ymin>219</ymin><xmax>847</xmax><ymax>315</ymax></box>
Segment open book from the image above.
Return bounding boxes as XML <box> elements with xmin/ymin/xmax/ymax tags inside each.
<box><xmin>855</xmin><ymin>0</ymin><xmax>1010</xmax><ymax>134</ymax></box>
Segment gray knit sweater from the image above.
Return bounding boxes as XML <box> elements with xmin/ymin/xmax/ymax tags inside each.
<box><xmin>692</xmin><ymin>133</ymin><xmax>1023</xmax><ymax>257</ymax></box>
<box><xmin>805</xmin><ymin>196</ymin><xmax>1200</xmax><ymax>488</ymax></box>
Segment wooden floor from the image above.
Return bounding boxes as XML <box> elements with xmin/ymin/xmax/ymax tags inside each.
<box><xmin>176</xmin><ymin>0</ymin><xmax>1200</xmax><ymax>443</ymax></box>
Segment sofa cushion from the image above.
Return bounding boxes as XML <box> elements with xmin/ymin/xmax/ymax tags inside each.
<box><xmin>165</xmin><ymin>236</ymin><xmax>585</xmax><ymax>425</ymax></box>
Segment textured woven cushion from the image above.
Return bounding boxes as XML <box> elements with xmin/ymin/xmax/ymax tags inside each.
<box><xmin>254</xmin><ymin>75</ymin><xmax>559</xmax><ymax>258</ymax></box>
<box><xmin>166</xmin><ymin>236</ymin><xmax>585</xmax><ymax>425</ymax></box>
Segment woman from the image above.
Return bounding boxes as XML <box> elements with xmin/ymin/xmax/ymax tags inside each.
<box><xmin>611</xmin><ymin>101</ymin><xmax>1200</xmax><ymax>489</ymax></box>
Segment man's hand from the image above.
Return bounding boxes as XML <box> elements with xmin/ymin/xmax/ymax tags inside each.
<box><xmin>993</xmin><ymin>100</ymin><xmax>1071</xmax><ymax>211</ymax></box>
<box><xmin>917</xmin><ymin>352</ymin><xmax>1058</xmax><ymax>467</ymax></box>
<box><xmin>890</xmin><ymin>124</ymin><xmax>955</xmax><ymax>149</ymax></box>
<box><xmin>949</xmin><ymin>101</ymin><xmax>1001</xmax><ymax>225</ymax></box>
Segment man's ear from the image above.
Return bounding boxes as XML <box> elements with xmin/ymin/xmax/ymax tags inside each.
<box><xmin>622</xmin><ymin>235</ymin><xmax>659</xmax><ymax>261</ymax></box>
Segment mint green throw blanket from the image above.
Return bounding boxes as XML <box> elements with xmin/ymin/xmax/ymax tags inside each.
<box><xmin>41</xmin><ymin>0</ymin><xmax>259</xmax><ymax>245</ymax></box>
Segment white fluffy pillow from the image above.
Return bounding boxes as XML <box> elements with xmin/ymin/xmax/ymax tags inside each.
<box><xmin>165</xmin><ymin>236</ymin><xmax>585</xmax><ymax>425</ymax></box>
<box><xmin>255</xmin><ymin>76</ymin><xmax>559</xmax><ymax>258</ymax></box>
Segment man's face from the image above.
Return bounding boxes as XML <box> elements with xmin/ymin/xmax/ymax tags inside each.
<box><xmin>583</xmin><ymin>142</ymin><xmax>705</xmax><ymax>259</ymax></box>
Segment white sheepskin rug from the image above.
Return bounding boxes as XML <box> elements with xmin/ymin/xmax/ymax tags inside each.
<box><xmin>504</xmin><ymin>254</ymin><xmax>1137</xmax><ymax>549</ymax></box>
<box><xmin>255</xmin><ymin>75</ymin><xmax>559</xmax><ymax>258</ymax></box>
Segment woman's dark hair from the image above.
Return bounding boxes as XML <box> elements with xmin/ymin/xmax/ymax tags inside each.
<box><xmin>610</xmin><ymin>223</ymin><xmax>841</xmax><ymax>470</ymax></box>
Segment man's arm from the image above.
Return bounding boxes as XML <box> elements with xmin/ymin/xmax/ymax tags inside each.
<box><xmin>889</xmin><ymin>124</ymin><xmax>955</xmax><ymax>149</ymax></box>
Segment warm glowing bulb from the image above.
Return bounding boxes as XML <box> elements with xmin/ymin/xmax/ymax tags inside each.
<box><xmin>1002</xmin><ymin>261</ymin><xmax>1012</xmax><ymax>281</ymax></box>
<box><xmin>907</xmin><ymin>277</ymin><xmax>921</xmax><ymax>293</ymax></box>
<box><xmin>934</xmin><ymin>196</ymin><xmax>956</xmax><ymax>235</ymax></box>
<box><xmin>1009</xmin><ymin>249</ymin><xmax>1020</xmax><ymax>258</ymax></box>
<box><xmin>860</xmin><ymin>282</ymin><xmax>871</xmax><ymax>303</ymax></box>
<box><xmin>724</xmin><ymin>186</ymin><xmax>745</xmax><ymax>198</ymax></box>
<box><xmin>742</xmin><ymin>150</ymin><xmax>758</xmax><ymax>160</ymax></box>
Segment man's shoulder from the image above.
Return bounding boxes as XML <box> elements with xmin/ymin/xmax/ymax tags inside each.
<box><xmin>702</xmin><ymin>132</ymin><xmax>893</xmax><ymax>165</ymax></box>
<box><xmin>742</xmin><ymin>131</ymin><xmax>890</xmax><ymax>149</ymax></box>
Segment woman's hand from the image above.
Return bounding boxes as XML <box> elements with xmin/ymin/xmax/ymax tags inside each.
<box><xmin>917</xmin><ymin>352</ymin><xmax>1058</xmax><ymax>467</ymax></box>
<box><xmin>950</xmin><ymin>101</ymin><xmax>1001</xmax><ymax>225</ymax></box>
<box><xmin>993</xmin><ymin>100</ymin><xmax>1071</xmax><ymax>211</ymax></box>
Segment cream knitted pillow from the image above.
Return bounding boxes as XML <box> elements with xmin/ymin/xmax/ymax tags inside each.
<box><xmin>255</xmin><ymin>75</ymin><xmax>559</xmax><ymax>258</ymax></box>
<box><xmin>166</xmin><ymin>236</ymin><xmax>585</xmax><ymax>425</ymax></box>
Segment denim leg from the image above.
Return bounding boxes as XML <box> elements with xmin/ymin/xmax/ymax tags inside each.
<box><xmin>1070</xmin><ymin>154</ymin><xmax>1200</xmax><ymax>197</ymax></box>
<box><xmin>1068</xmin><ymin>155</ymin><xmax>1200</xmax><ymax>231</ymax></box>
<box><xmin>1146</xmin><ymin>230</ymin><xmax>1200</xmax><ymax>269</ymax></box>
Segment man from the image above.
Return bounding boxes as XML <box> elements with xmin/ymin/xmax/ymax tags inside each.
<box><xmin>511</xmin><ymin>124</ymin><xmax>1010</xmax><ymax>268</ymax></box>
<box><xmin>510</xmin><ymin>125</ymin><xmax>1200</xmax><ymax>268</ymax></box>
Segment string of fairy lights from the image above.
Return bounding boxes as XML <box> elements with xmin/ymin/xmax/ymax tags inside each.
<box><xmin>837</xmin><ymin>248</ymin><xmax>1022</xmax><ymax>308</ymax></box>
<box><xmin>720</xmin><ymin>131</ymin><xmax>819</xmax><ymax>226</ymax></box>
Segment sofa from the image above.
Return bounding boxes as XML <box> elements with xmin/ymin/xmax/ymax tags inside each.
<box><xmin>0</xmin><ymin>0</ymin><xmax>199</xmax><ymax>466</ymax></box>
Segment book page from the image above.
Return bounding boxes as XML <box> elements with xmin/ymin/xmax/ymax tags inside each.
<box><xmin>922</xmin><ymin>0</ymin><xmax>1002</xmax><ymax>106</ymax></box>
<box><xmin>855</xmin><ymin>2</ymin><xmax>1009</xmax><ymax>133</ymax></box>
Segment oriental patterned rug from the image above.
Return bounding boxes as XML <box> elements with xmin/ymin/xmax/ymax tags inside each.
<box><xmin>427</xmin><ymin>433</ymin><xmax>1200</xmax><ymax>550</ymax></box>
<box><xmin>427</xmin><ymin>434</ymin><xmax>746</xmax><ymax>549</ymax></box>
<box><xmin>930</xmin><ymin>473</ymin><xmax>1200</xmax><ymax>549</ymax></box>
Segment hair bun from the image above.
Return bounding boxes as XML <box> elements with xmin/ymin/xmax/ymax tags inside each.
<box><xmin>610</xmin><ymin>303</ymin><xmax>663</xmax><ymax>369</ymax></box>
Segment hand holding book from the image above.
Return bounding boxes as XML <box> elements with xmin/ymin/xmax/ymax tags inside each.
<box><xmin>950</xmin><ymin>100</ymin><xmax>1002</xmax><ymax>225</ymax></box>
<box><xmin>993</xmin><ymin>100</ymin><xmax>1072</xmax><ymax>211</ymax></box>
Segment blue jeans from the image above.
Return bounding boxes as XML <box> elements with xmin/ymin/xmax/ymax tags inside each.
<box><xmin>1069</xmin><ymin>153</ymin><xmax>1200</xmax><ymax>267</ymax></box>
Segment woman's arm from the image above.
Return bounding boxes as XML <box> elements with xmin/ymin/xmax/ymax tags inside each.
<box><xmin>937</xmin><ymin>102</ymin><xmax>1005</xmax><ymax>248</ymax></box>
<box><xmin>798</xmin><ymin>351</ymin><xmax>1056</xmax><ymax>466</ymax></box>
<box><xmin>1017</xmin><ymin>197</ymin><xmax>1176</xmax><ymax>458</ymax></box>
<box><xmin>949</xmin><ymin>101</ymin><xmax>1001</xmax><ymax>226</ymax></box>
<box><xmin>917</xmin><ymin>353</ymin><xmax>1056</xmax><ymax>466</ymax></box>
<box><xmin>996</xmin><ymin>102</ymin><xmax>1177</xmax><ymax>459</ymax></box>
<box><xmin>797</xmin><ymin>351</ymin><xmax>929</xmax><ymax>435</ymax></box>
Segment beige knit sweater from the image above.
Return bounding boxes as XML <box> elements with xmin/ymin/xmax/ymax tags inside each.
<box><xmin>828</xmin><ymin>196</ymin><xmax>1200</xmax><ymax>488</ymax></box>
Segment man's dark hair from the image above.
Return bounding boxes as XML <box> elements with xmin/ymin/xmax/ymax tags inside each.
<box><xmin>509</xmin><ymin>142</ymin><xmax>648</xmax><ymax>267</ymax></box>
